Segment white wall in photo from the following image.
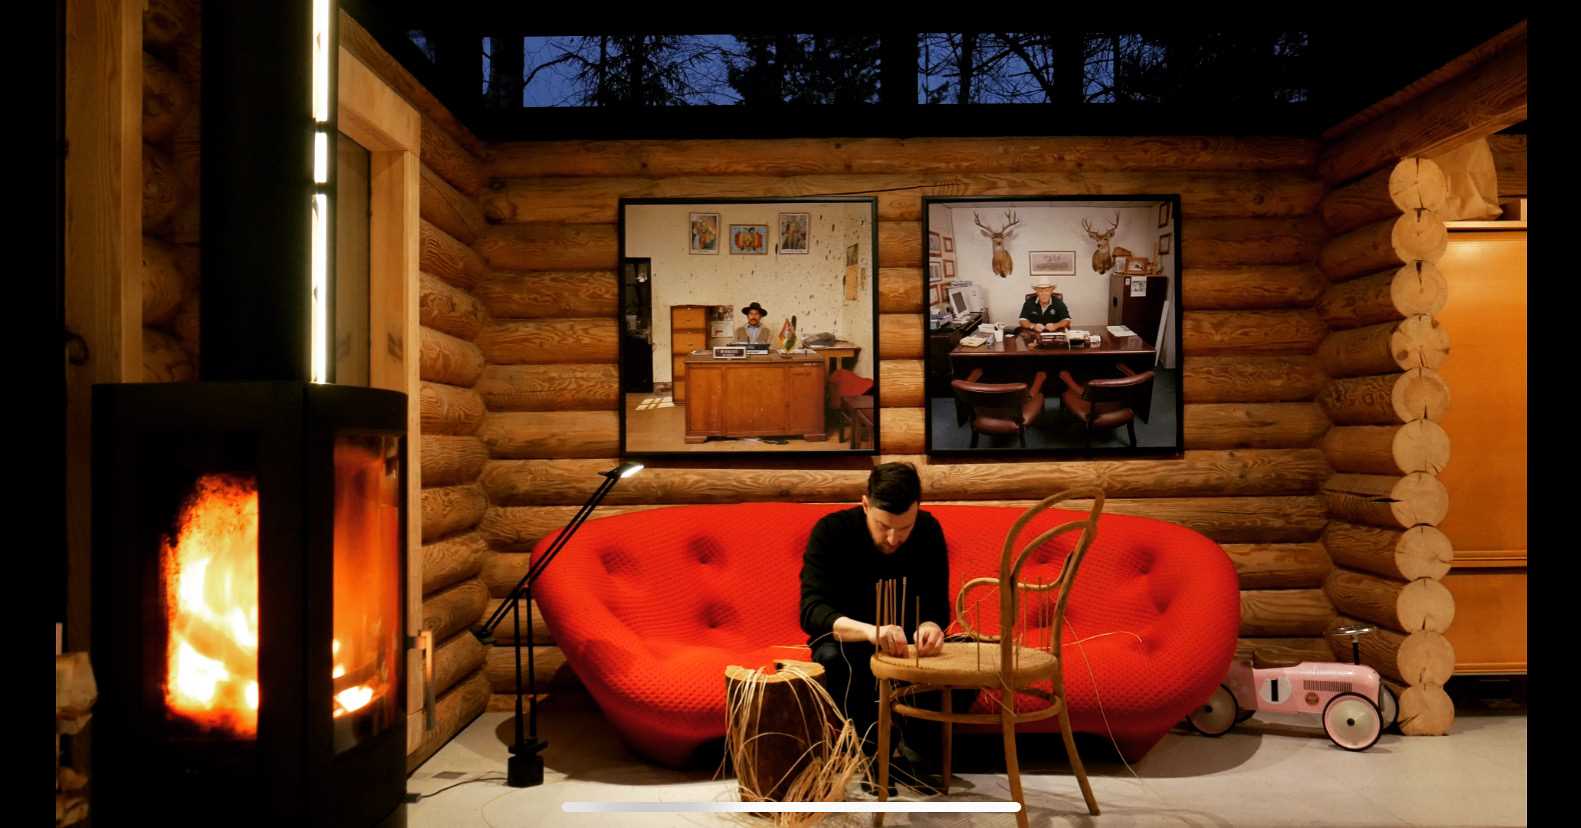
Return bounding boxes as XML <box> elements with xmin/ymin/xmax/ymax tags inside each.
<box><xmin>626</xmin><ymin>202</ymin><xmax>875</xmax><ymax>383</ymax></box>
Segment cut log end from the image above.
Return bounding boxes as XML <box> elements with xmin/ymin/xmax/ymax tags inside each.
<box><xmin>1398</xmin><ymin>683</ymin><xmax>1455</xmax><ymax>735</ymax></box>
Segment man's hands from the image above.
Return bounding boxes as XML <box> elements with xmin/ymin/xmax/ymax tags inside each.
<box><xmin>872</xmin><ymin>621</ymin><xmax>945</xmax><ymax>658</ymax></box>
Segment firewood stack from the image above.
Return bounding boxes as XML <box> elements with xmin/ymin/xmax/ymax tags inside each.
<box><xmin>56</xmin><ymin>652</ymin><xmax>96</xmax><ymax>826</ymax></box>
<box><xmin>141</xmin><ymin>0</ymin><xmax>202</xmax><ymax>381</ymax></box>
<box><xmin>1314</xmin><ymin>156</ymin><xmax>1456</xmax><ymax>735</ymax></box>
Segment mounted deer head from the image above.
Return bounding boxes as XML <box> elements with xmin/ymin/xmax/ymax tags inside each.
<box><xmin>974</xmin><ymin>210</ymin><xmax>1021</xmax><ymax>278</ymax></box>
<box><xmin>1082</xmin><ymin>213</ymin><xmax>1122</xmax><ymax>275</ymax></box>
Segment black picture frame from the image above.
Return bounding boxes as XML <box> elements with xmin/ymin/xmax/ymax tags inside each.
<box><xmin>617</xmin><ymin>196</ymin><xmax>881</xmax><ymax>460</ymax></box>
<box><xmin>921</xmin><ymin>195</ymin><xmax>1185</xmax><ymax>459</ymax></box>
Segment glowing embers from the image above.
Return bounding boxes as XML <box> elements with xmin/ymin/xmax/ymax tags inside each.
<box><xmin>329</xmin><ymin>435</ymin><xmax>402</xmax><ymax>747</ymax></box>
<box><xmin>161</xmin><ymin>474</ymin><xmax>261</xmax><ymax>736</ymax></box>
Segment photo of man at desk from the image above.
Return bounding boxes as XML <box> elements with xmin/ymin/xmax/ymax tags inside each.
<box><xmin>924</xmin><ymin>197</ymin><xmax>1182</xmax><ymax>454</ymax></box>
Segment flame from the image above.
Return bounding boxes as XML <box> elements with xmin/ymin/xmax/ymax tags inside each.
<box><xmin>161</xmin><ymin>474</ymin><xmax>261</xmax><ymax>735</ymax></box>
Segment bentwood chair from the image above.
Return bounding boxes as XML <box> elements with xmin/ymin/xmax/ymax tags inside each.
<box><xmin>1059</xmin><ymin>364</ymin><xmax>1155</xmax><ymax>448</ymax></box>
<box><xmin>870</xmin><ymin>490</ymin><xmax>1106</xmax><ymax>827</ymax></box>
<box><xmin>951</xmin><ymin>368</ymin><xmax>1049</xmax><ymax>448</ymax></box>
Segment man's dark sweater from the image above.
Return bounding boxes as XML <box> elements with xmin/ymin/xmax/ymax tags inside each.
<box><xmin>799</xmin><ymin>506</ymin><xmax>951</xmax><ymax>644</ymax></box>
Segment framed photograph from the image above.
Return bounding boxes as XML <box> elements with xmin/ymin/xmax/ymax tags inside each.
<box><xmin>1157</xmin><ymin>232</ymin><xmax>1172</xmax><ymax>256</ymax></box>
<box><xmin>778</xmin><ymin>212</ymin><xmax>810</xmax><ymax>254</ymax></box>
<box><xmin>729</xmin><ymin>224</ymin><xmax>769</xmax><ymax>255</ymax></box>
<box><xmin>1158</xmin><ymin>201</ymin><xmax>1172</xmax><ymax>228</ymax></box>
<box><xmin>1028</xmin><ymin>250</ymin><xmax>1077</xmax><ymax>277</ymax></box>
<box><xmin>929</xmin><ymin>231</ymin><xmax>943</xmax><ymax>259</ymax></box>
<box><xmin>922</xmin><ymin>195</ymin><xmax>1183</xmax><ymax>458</ymax></box>
<box><xmin>621</xmin><ymin>198</ymin><xmax>879</xmax><ymax>458</ymax></box>
<box><xmin>689</xmin><ymin>212</ymin><xmax>720</xmax><ymax>254</ymax></box>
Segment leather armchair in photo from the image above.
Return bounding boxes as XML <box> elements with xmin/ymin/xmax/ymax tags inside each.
<box><xmin>1058</xmin><ymin>364</ymin><xmax>1155</xmax><ymax>447</ymax></box>
<box><xmin>951</xmin><ymin>367</ymin><xmax>1049</xmax><ymax>448</ymax></box>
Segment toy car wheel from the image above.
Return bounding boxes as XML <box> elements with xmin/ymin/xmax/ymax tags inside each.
<box><xmin>1323</xmin><ymin>692</ymin><xmax>1382</xmax><ymax>751</ymax></box>
<box><xmin>1379</xmin><ymin>685</ymin><xmax>1399</xmax><ymax>732</ymax></box>
<box><xmin>1187</xmin><ymin>685</ymin><xmax>1238</xmax><ymax>736</ymax></box>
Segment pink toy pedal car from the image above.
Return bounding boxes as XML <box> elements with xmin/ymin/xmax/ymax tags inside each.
<box><xmin>1187</xmin><ymin>624</ymin><xmax>1399</xmax><ymax>751</ymax></box>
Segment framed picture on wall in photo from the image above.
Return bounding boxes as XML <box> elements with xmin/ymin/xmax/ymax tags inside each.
<box><xmin>943</xmin><ymin>259</ymin><xmax>956</xmax><ymax>278</ymax></box>
<box><xmin>729</xmin><ymin>224</ymin><xmax>769</xmax><ymax>254</ymax></box>
<box><xmin>1157</xmin><ymin>232</ymin><xmax>1172</xmax><ymax>256</ymax></box>
<box><xmin>929</xmin><ymin>231</ymin><xmax>943</xmax><ymax>259</ymax></box>
<box><xmin>929</xmin><ymin>261</ymin><xmax>944</xmax><ymax>283</ymax></box>
<box><xmin>943</xmin><ymin>235</ymin><xmax>954</xmax><ymax>253</ymax></box>
<box><xmin>1028</xmin><ymin>250</ymin><xmax>1076</xmax><ymax>277</ymax></box>
<box><xmin>689</xmin><ymin>212</ymin><xmax>720</xmax><ymax>254</ymax></box>
<box><xmin>778</xmin><ymin>212</ymin><xmax>810</xmax><ymax>253</ymax></box>
<box><xmin>1158</xmin><ymin>201</ymin><xmax>1172</xmax><ymax>228</ymax></box>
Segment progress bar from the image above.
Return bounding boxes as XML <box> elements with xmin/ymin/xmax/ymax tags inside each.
<box><xmin>563</xmin><ymin>802</ymin><xmax>1021</xmax><ymax>813</ymax></box>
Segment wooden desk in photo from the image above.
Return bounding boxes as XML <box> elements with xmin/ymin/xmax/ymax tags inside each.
<box><xmin>683</xmin><ymin>353</ymin><xmax>827</xmax><ymax>443</ymax></box>
<box><xmin>949</xmin><ymin>326</ymin><xmax>1159</xmax><ymax>416</ymax></box>
<box><xmin>810</xmin><ymin>341</ymin><xmax>861</xmax><ymax>376</ymax></box>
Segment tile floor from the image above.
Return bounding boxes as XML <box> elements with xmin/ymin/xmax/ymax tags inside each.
<box><xmin>407</xmin><ymin>698</ymin><xmax>1525</xmax><ymax>827</ymax></box>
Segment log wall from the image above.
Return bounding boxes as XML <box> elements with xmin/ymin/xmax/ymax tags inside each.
<box><xmin>1315</xmin><ymin>156</ymin><xmax>1457</xmax><ymax>736</ymax></box>
<box><xmin>475</xmin><ymin>135</ymin><xmax>1343</xmax><ymax>710</ymax></box>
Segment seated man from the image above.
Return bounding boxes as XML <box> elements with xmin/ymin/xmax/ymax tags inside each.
<box><xmin>734</xmin><ymin>302</ymin><xmax>773</xmax><ymax>344</ymax></box>
<box><xmin>1018</xmin><ymin>275</ymin><xmax>1073</xmax><ymax>333</ymax></box>
<box><xmin>799</xmin><ymin>462</ymin><xmax>969</xmax><ymax>787</ymax></box>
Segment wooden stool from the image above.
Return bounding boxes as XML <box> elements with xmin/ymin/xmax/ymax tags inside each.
<box><xmin>724</xmin><ymin>660</ymin><xmax>828</xmax><ymax>802</ymax></box>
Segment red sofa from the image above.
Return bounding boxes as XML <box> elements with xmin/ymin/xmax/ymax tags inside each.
<box><xmin>531</xmin><ymin>502</ymin><xmax>1239</xmax><ymax>767</ymax></box>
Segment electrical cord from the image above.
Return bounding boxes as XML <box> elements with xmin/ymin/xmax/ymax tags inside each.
<box><xmin>404</xmin><ymin>773</ymin><xmax>508</xmax><ymax>802</ymax></box>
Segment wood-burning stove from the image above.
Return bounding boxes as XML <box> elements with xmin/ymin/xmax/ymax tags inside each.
<box><xmin>92</xmin><ymin>383</ymin><xmax>407</xmax><ymax>826</ymax></box>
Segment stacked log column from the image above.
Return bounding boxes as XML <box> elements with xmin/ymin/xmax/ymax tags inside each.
<box><xmin>1315</xmin><ymin>157</ymin><xmax>1456</xmax><ymax>735</ymax></box>
<box><xmin>141</xmin><ymin>0</ymin><xmax>201</xmax><ymax>380</ymax></box>
<box><xmin>470</xmin><ymin>137</ymin><xmax>1354</xmax><ymax>708</ymax></box>
<box><xmin>408</xmin><ymin>126</ymin><xmax>495</xmax><ymax>770</ymax></box>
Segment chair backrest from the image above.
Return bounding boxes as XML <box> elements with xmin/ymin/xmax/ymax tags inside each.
<box><xmin>953</xmin><ymin>489</ymin><xmax>1105</xmax><ymax>684</ymax></box>
<box><xmin>1082</xmin><ymin>371</ymin><xmax>1154</xmax><ymax>418</ymax></box>
<box><xmin>1023</xmin><ymin>292</ymin><xmax>1064</xmax><ymax>302</ymax></box>
<box><xmin>950</xmin><ymin>379</ymin><xmax>1030</xmax><ymax>425</ymax></box>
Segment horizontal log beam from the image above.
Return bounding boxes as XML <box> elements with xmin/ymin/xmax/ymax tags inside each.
<box><xmin>420</xmin><ymin>218</ymin><xmax>488</xmax><ymax>290</ymax></box>
<box><xmin>1182</xmin><ymin>310</ymin><xmax>1327</xmax><ymax>355</ymax></box>
<box><xmin>1325</xmin><ymin>568</ymin><xmax>1455</xmax><ymax>634</ymax></box>
<box><xmin>420</xmin><ymin>162</ymin><xmax>487</xmax><ymax>245</ymax></box>
<box><xmin>1325</xmin><ymin>617</ymin><xmax>1455</xmax><ymax>687</ymax></box>
<box><xmin>1318</xmin><ymin>212</ymin><xmax>1448</xmax><ymax>282</ymax></box>
<box><xmin>1486</xmin><ymin>134</ymin><xmax>1527</xmax><ymax>198</ymax></box>
<box><xmin>479</xmin><ymin>597</ymin><xmax>555</xmax><ymax>645</ymax></box>
<box><xmin>419</xmin><ymin>273</ymin><xmax>487</xmax><ymax>342</ymax></box>
<box><xmin>481</xmin><ymin>171</ymin><xmax>1322</xmax><ymax>224</ymax></box>
<box><xmin>142</xmin><ymin>235</ymin><xmax>185</xmax><ymax>326</ymax></box>
<box><xmin>1317</xmin><ymin>316</ymin><xmax>1450</xmax><ymax>378</ymax></box>
<box><xmin>1235</xmin><ymin>637</ymin><xmax>1333</xmax><ymax>664</ymax></box>
<box><xmin>476</xmin><ymin>319</ymin><xmax>620</xmax><ymax>365</ymax></box>
<box><xmin>421</xmin><ymin>484</ymin><xmax>487</xmax><ymax>544</ymax></box>
<box><xmin>1399</xmin><ymin>682</ymin><xmax>1455</xmax><ymax>736</ymax></box>
<box><xmin>419</xmin><ymin>114</ymin><xmax>488</xmax><ymax>195</ymax></box>
<box><xmin>419</xmin><ymin>326</ymin><xmax>485</xmax><ymax>387</ymax></box>
<box><xmin>480</xmin><ymin>411</ymin><xmax>621</xmax><ymax>459</ymax></box>
<box><xmin>142</xmin><ymin>51</ymin><xmax>192</xmax><ymax>145</ymax></box>
<box><xmin>1316</xmin><ymin>263</ymin><xmax>1447</xmax><ymax>330</ymax></box>
<box><xmin>481</xmin><ymin>450</ymin><xmax>1329</xmax><ymax>508</ymax></box>
<box><xmin>486</xmin><ymin>645</ymin><xmax>576</xmax><ymax>693</ymax></box>
<box><xmin>1239</xmin><ymin>589</ymin><xmax>1336</xmax><ymax>637</ymax></box>
<box><xmin>423</xmin><ymin>531</ymin><xmax>489</xmax><ymax>595</ymax></box>
<box><xmin>487</xmin><ymin>136</ymin><xmax>1320</xmax><ymax>178</ymax></box>
<box><xmin>421</xmin><ymin>435</ymin><xmax>488</xmax><ymax>488</ymax></box>
<box><xmin>877</xmin><ymin>221</ymin><xmax>920</xmax><ymax>269</ymax></box>
<box><xmin>1323</xmin><ymin>472</ymin><xmax>1449</xmax><ymax>529</ymax></box>
<box><xmin>143</xmin><ymin>141</ymin><xmax>186</xmax><ymax>232</ymax></box>
<box><xmin>474</xmin><ymin>271</ymin><xmax>619</xmax><ymax>320</ymax></box>
<box><xmin>1323</xmin><ymin>522</ymin><xmax>1453</xmax><ymax>582</ymax></box>
<box><xmin>1183</xmin><ymin>403</ymin><xmax>1330</xmax><ymax>449</ymax></box>
<box><xmin>1321</xmin><ymin>421</ymin><xmax>1450</xmax><ymax>476</ymax></box>
<box><xmin>879</xmin><ymin>314</ymin><xmax>923</xmax><ymax>359</ymax></box>
<box><xmin>1320</xmin><ymin>33</ymin><xmax>1527</xmax><ymax>185</ymax></box>
<box><xmin>1179</xmin><ymin>266</ymin><xmax>1325</xmax><ymax>310</ymax></box>
<box><xmin>143</xmin><ymin>0</ymin><xmax>195</xmax><ymax>48</ymax></box>
<box><xmin>878</xmin><ymin>267</ymin><xmax>923</xmax><ymax>314</ymax></box>
<box><xmin>476</xmin><ymin>224</ymin><xmax>619</xmax><ymax>271</ymax></box>
<box><xmin>422</xmin><ymin>578</ymin><xmax>489</xmax><ymax>642</ymax></box>
<box><xmin>1318</xmin><ymin>368</ymin><xmax>1450</xmax><ymax>426</ymax></box>
<box><xmin>1183</xmin><ymin>356</ymin><xmax>1327</xmax><ymax>404</ymax></box>
<box><xmin>475</xmin><ymin>364</ymin><xmax>620</xmax><ymax>412</ymax></box>
<box><xmin>1181</xmin><ymin>217</ymin><xmax>1325</xmax><ymax>267</ymax></box>
<box><xmin>879</xmin><ymin>360</ymin><xmax>924</xmax><ymax>408</ymax></box>
<box><xmin>1319</xmin><ymin>157</ymin><xmax>1448</xmax><ymax>235</ymax></box>
<box><xmin>420</xmin><ymin>381</ymin><xmax>486</xmax><ymax>436</ymax></box>
<box><xmin>431</xmin><ymin>628</ymin><xmax>487</xmax><ymax>698</ymax></box>
<box><xmin>1224</xmin><ymin>543</ymin><xmax>1333</xmax><ymax>590</ymax></box>
<box><xmin>144</xmin><ymin>328</ymin><xmax>194</xmax><ymax>382</ymax></box>
<box><xmin>878</xmin><ymin>407</ymin><xmax>924</xmax><ymax>455</ymax></box>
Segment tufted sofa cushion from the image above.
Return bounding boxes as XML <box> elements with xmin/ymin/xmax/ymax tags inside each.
<box><xmin>530</xmin><ymin>502</ymin><xmax>1239</xmax><ymax>767</ymax></box>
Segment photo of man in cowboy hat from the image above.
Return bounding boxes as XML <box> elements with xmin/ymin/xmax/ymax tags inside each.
<box><xmin>734</xmin><ymin>301</ymin><xmax>773</xmax><ymax>344</ymax></box>
<box><xmin>1018</xmin><ymin>274</ymin><xmax>1072</xmax><ymax>333</ymax></box>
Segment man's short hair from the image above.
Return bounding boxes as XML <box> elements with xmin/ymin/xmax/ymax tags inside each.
<box><xmin>867</xmin><ymin>462</ymin><xmax>921</xmax><ymax>514</ymax></box>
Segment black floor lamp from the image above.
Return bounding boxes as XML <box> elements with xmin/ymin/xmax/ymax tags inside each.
<box><xmin>471</xmin><ymin>461</ymin><xmax>645</xmax><ymax>787</ymax></box>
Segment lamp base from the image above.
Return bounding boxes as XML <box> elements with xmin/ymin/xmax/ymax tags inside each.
<box><xmin>507</xmin><ymin>738</ymin><xmax>548</xmax><ymax>788</ymax></box>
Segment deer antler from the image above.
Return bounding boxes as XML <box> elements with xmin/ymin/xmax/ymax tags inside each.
<box><xmin>1081</xmin><ymin>217</ymin><xmax>1094</xmax><ymax>235</ymax></box>
<box><xmin>1107</xmin><ymin>212</ymin><xmax>1120</xmax><ymax>232</ymax></box>
<box><xmin>973</xmin><ymin>212</ymin><xmax>992</xmax><ymax>233</ymax></box>
<box><xmin>1002</xmin><ymin>210</ymin><xmax>1021</xmax><ymax>232</ymax></box>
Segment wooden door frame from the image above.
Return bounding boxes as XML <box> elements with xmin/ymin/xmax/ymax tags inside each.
<box><xmin>337</xmin><ymin>45</ymin><xmax>425</xmax><ymax>754</ymax></box>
